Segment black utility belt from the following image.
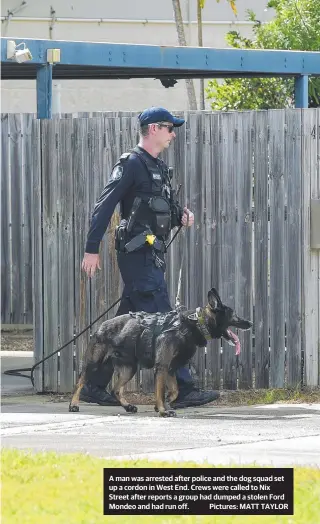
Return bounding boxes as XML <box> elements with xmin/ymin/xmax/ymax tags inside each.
<box><xmin>115</xmin><ymin>224</ymin><xmax>166</xmax><ymax>254</ymax></box>
<box><xmin>124</xmin><ymin>231</ymin><xmax>166</xmax><ymax>253</ymax></box>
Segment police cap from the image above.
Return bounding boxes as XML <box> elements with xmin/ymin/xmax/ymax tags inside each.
<box><xmin>138</xmin><ymin>107</ymin><xmax>185</xmax><ymax>127</ymax></box>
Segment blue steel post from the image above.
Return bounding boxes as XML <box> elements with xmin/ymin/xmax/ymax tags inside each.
<box><xmin>295</xmin><ymin>75</ymin><xmax>309</xmax><ymax>108</ymax></box>
<box><xmin>36</xmin><ymin>64</ymin><xmax>53</xmax><ymax>119</ymax></box>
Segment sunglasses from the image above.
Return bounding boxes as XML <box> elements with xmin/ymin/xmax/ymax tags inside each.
<box><xmin>155</xmin><ymin>123</ymin><xmax>175</xmax><ymax>133</ymax></box>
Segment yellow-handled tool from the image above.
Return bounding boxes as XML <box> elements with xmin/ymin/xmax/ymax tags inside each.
<box><xmin>146</xmin><ymin>234</ymin><xmax>156</xmax><ymax>245</ymax></box>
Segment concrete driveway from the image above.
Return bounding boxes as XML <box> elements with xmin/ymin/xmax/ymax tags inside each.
<box><xmin>1</xmin><ymin>351</ymin><xmax>320</xmax><ymax>466</ymax></box>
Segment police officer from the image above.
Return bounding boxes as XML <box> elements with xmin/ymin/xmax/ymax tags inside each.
<box><xmin>80</xmin><ymin>107</ymin><xmax>220</xmax><ymax>408</ymax></box>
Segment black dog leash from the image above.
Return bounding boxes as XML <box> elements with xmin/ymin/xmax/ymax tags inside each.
<box><xmin>166</xmin><ymin>225</ymin><xmax>182</xmax><ymax>249</ymax></box>
<box><xmin>4</xmin><ymin>297</ymin><xmax>121</xmax><ymax>388</ymax></box>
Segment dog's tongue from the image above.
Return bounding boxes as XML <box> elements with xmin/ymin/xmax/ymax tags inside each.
<box><xmin>227</xmin><ymin>329</ymin><xmax>241</xmax><ymax>355</ymax></box>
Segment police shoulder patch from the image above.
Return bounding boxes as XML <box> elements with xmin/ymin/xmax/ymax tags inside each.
<box><xmin>110</xmin><ymin>164</ymin><xmax>123</xmax><ymax>181</ymax></box>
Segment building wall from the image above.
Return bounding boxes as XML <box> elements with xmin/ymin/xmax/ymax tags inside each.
<box><xmin>1</xmin><ymin>0</ymin><xmax>274</xmax><ymax>113</ymax></box>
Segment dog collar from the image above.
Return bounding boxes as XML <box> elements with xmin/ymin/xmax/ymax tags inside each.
<box><xmin>188</xmin><ymin>307</ymin><xmax>212</xmax><ymax>341</ymax></box>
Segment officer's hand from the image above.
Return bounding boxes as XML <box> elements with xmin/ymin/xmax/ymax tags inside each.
<box><xmin>82</xmin><ymin>253</ymin><xmax>101</xmax><ymax>278</ymax></box>
<box><xmin>181</xmin><ymin>207</ymin><xmax>194</xmax><ymax>227</ymax></box>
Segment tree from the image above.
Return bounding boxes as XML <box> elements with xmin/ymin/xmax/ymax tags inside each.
<box><xmin>206</xmin><ymin>0</ymin><xmax>320</xmax><ymax>110</ymax></box>
<box><xmin>172</xmin><ymin>0</ymin><xmax>198</xmax><ymax>109</ymax></box>
<box><xmin>197</xmin><ymin>1</ymin><xmax>237</xmax><ymax>109</ymax></box>
<box><xmin>172</xmin><ymin>0</ymin><xmax>237</xmax><ymax>110</ymax></box>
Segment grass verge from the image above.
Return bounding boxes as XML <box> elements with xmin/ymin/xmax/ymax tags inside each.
<box><xmin>217</xmin><ymin>387</ymin><xmax>320</xmax><ymax>406</ymax></box>
<box><xmin>2</xmin><ymin>449</ymin><xmax>320</xmax><ymax>524</ymax></box>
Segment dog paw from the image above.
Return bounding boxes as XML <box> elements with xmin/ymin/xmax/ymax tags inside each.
<box><xmin>125</xmin><ymin>404</ymin><xmax>138</xmax><ymax>413</ymax></box>
<box><xmin>155</xmin><ymin>404</ymin><xmax>171</xmax><ymax>413</ymax></box>
<box><xmin>159</xmin><ymin>409</ymin><xmax>177</xmax><ymax>417</ymax></box>
<box><xmin>69</xmin><ymin>404</ymin><xmax>79</xmax><ymax>412</ymax></box>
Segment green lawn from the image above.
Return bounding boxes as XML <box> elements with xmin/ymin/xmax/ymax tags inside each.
<box><xmin>2</xmin><ymin>449</ymin><xmax>320</xmax><ymax>524</ymax></box>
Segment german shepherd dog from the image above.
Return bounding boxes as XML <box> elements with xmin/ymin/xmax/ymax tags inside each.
<box><xmin>69</xmin><ymin>288</ymin><xmax>252</xmax><ymax>417</ymax></box>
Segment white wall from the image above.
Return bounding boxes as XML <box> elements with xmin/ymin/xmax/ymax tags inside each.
<box><xmin>1</xmin><ymin>0</ymin><xmax>274</xmax><ymax>113</ymax></box>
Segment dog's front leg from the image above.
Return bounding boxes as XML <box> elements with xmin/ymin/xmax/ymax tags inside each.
<box><xmin>154</xmin><ymin>367</ymin><xmax>176</xmax><ymax>417</ymax></box>
<box><xmin>112</xmin><ymin>365</ymin><xmax>138</xmax><ymax>413</ymax></box>
<box><xmin>166</xmin><ymin>374</ymin><xmax>179</xmax><ymax>406</ymax></box>
<box><xmin>69</xmin><ymin>374</ymin><xmax>85</xmax><ymax>412</ymax></box>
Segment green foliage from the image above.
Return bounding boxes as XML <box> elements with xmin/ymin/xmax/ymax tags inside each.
<box><xmin>206</xmin><ymin>0</ymin><xmax>320</xmax><ymax>109</ymax></box>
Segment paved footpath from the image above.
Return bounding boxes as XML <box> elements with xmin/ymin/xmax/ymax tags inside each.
<box><xmin>1</xmin><ymin>352</ymin><xmax>320</xmax><ymax>466</ymax></box>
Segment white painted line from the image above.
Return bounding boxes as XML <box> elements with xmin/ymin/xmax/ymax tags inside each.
<box><xmin>1</xmin><ymin>413</ymin><xmax>170</xmax><ymax>435</ymax></box>
<box><xmin>1</xmin><ymin>351</ymin><xmax>33</xmax><ymax>357</ymax></box>
<box><xmin>209</xmin><ymin>414</ymin><xmax>312</xmax><ymax>419</ymax></box>
<box><xmin>1</xmin><ymin>415</ymin><xmax>113</xmax><ymax>435</ymax></box>
<box><xmin>256</xmin><ymin>404</ymin><xmax>320</xmax><ymax>410</ymax></box>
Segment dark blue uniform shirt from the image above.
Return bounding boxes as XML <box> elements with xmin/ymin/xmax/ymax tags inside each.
<box><xmin>85</xmin><ymin>146</ymin><xmax>168</xmax><ymax>254</ymax></box>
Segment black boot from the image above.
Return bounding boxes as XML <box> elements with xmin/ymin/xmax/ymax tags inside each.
<box><xmin>80</xmin><ymin>383</ymin><xmax>120</xmax><ymax>406</ymax></box>
<box><xmin>170</xmin><ymin>383</ymin><xmax>220</xmax><ymax>409</ymax></box>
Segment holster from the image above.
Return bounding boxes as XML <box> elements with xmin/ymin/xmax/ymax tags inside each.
<box><xmin>115</xmin><ymin>219</ymin><xmax>128</xmax><ymax>252</ymax></box>
<box><xmin>124</xmin><ymin>230</ymin><xmax>166</xmax><ymax>254</ymax></box>
<box><xmin>124</xmin><ymin>231</ymin><xmax>151</xmax><ymax>253</ymax></box>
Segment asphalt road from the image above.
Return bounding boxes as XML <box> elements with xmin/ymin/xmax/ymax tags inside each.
<box><xmin>1</xmin><ymin>352</ymin><xmax>320</xmax><ymax>466</ymax></box>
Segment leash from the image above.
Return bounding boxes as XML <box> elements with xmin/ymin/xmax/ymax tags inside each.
<box><xmin>4</xmin><ymin>296</ymin><xmax>121</xmax><ymax>388</ymax></box>
<box><xmin>166</xmin><ymin>184</ymin><xmax>182</xmax><ymax>250</ymax></box>
<box><xmin>5</xmin><ymin>212</ymin><xmax>189</xmax><ymax>388</ymax></box>
<box><xmin>166</xmin><ymin>224</ymin><xmax>182</xmax><ymax>249</ymax></box>
<box><xmin>175</xmin><ymin>211</ymin><xmax>189</xmax><ymax>309</ymax></box>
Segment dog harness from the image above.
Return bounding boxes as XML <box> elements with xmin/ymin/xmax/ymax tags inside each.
<box><xmin>129</xmin><ymin>310</ymin><xmax>181</xmax><ymax>367</ymax></box>
<box><xmin>129</xmin><ymin>305</ymin><xmax>241</xmax><ymax>369</ymax></box>
<box><xmin>188</xmin><ymin>307</ymin><xmax>212</xmax><ymax>341</ymax></box>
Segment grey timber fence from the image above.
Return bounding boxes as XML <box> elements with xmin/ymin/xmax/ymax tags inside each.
<box><xmin>1</xmin><ymin>110</ymin><xmax>319</xmax><ymax>392</ymax></box>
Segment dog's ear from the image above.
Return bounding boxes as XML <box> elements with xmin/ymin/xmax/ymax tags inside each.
<box><xmin>208</xmin><ymin>288</ymin><xmax>221</xmax><ymax>310</ymax></box>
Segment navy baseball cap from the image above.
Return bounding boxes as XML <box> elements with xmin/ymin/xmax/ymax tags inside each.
<box><xmin>138</xmin><ymin>107</ymin><xmax>185</xmax><ymax>127</ymax></box>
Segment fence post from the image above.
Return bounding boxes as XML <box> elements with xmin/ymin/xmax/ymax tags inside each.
<box><xmin>301</xmin><ymin>109</ymin><xmax>320</xmax><ymax>387</ymax></box>
<box><xmin>31</xmin><ymin>119</ymin><xmax>44</xmax><ymax>391</ymax></box>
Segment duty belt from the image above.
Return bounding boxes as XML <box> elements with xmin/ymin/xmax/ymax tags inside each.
<box><xmin>124</xmin><ymin>230</ymin><xmax>166</xmax><ymax>254</ymax></box>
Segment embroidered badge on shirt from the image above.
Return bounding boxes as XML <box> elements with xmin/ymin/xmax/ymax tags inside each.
<box><xmin>111</xmin><ymin>165</ymin><xmax>123</xmax><ymax>181</ymax></box>
<box><xmin>152</xmin><ymin>173</ymin><xmax>161</xmax><ymax>180</ymax></box>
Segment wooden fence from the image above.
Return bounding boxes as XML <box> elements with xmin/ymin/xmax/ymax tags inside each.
<box><xmin>2</xmin><ymin>110</ymin><xmax>319</xmax><ymax>392</ymax></box>
<box><xmin>1</xmin><ymin>114</ymin><xmax>34</xmax><ymax>324</ymax></box>
<box><xmin>1</xmin><ymin>111</ymin><xmax>123</xmax><ymax>325</ymax></box>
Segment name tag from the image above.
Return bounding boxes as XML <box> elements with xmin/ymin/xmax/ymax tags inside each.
<box><xmin>152</xmin><ymin>173</ymin><xmax>161</xmax><ymax>180</ymax></box>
